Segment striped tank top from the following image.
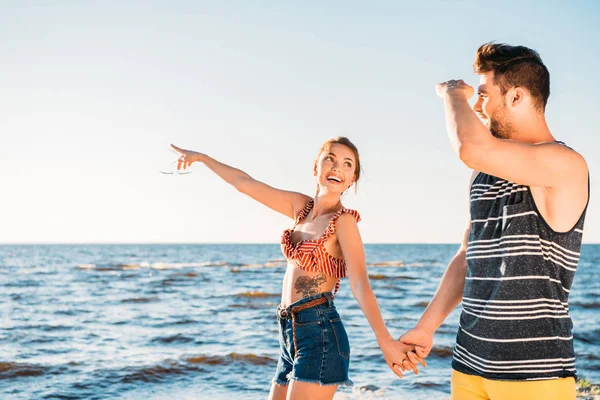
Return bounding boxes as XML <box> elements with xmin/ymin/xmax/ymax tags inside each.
<box><xmin>452</xmin><ymin>168</ymin><xmax>588</xmax><ymax>381</ymax></box>
<box><xmin>281</xmin><ymin>199</ymin><xmax>361</xmax><ymax>295</ymax></box>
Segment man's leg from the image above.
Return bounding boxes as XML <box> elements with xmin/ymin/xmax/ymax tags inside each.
<box><xmin>451</xmin><ymin>370</ymin><xmax>489</xmax><ymax>400</ymax></box>
<box><xmin>485</xmin><ymin>376</ymin><xmax>576</xmax><ymax>400</ymax></box>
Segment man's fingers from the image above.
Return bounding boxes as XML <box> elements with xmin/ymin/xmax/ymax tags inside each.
<box><xmin>407</xmin><ymin>351</ymin><xmax>427</xmax><ymax>368</ymax></box>
<box><xmin>415</xmin><ymin>345</ymin><xmax>428</xmax><ymax>358</ymax></box>
<box><xmin>435</xmin><ymin>83</ymin><xmax>445</xmax><ymax>96</ymax></box>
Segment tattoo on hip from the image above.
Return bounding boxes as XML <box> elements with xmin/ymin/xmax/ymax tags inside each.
<box><xmin>294</xmin><ymin>273</ymin><xmax>328</xmax><ymax>297</ymax></box>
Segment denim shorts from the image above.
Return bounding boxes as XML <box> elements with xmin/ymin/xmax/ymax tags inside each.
<box><xmin>272</xmin><ymin>292</ymin><xmax>353</xmax><ymax>387</ymax></box>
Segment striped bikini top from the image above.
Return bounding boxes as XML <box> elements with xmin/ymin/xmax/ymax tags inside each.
<box><xmin>281</xmin><ymin>199</ymin><xmax>361</xmax><ymax>294</ymax></box>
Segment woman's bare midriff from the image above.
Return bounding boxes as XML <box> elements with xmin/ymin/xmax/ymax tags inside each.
<box><xmin>280</xmin><ymin>262</ymin><xmax>338</xmax><ymax>307</ymax></box>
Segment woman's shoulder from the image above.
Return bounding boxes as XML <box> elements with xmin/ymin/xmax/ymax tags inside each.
<box><xmin>333</xmin><ymin>207</ymin><xmax>361</xmax><ymax>223</ymax></box>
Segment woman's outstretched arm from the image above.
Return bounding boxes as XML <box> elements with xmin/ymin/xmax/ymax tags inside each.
<box><xmin>171</xmin><ymin>144</ymin><xmax>310</xmax><ymax>219</ymax></box>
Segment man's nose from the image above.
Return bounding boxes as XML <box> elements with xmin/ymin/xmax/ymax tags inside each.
<box><xmin>473</xmin><ymin>97</ymin><xmax>483</xmax><ymax>113</ymax></box>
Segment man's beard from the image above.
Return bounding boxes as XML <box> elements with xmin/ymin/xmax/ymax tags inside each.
<box><xmin>487</xmin><ymin>104</ymin><xmax>515</xmax><ymax>140</ymax></box>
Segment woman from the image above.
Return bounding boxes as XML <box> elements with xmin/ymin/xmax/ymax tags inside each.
<box><xmin>171</xmin><ymin>137</ymin><xmax>424</xmax><ymax>400</ymax></box>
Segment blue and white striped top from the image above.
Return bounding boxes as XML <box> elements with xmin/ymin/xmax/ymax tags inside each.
<box><xmin>452</xmin><ymin>166</ymin><xmax>588</xmax><ymax>381</ymax></box>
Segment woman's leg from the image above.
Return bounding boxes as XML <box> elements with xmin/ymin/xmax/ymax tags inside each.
<box><xmin>268</xmin><ymin>382</ymin><xmax>288</xmax><ymax>400</ymax></box>
<box><xmin>286</xmin><ymin>380</ymin><xmax>338</xmax><ymax>400</ymax></box>
<box><xmin>271</xmin><ymin>316</ymin><xmax>293</xmax><ymax>400</ymax></box>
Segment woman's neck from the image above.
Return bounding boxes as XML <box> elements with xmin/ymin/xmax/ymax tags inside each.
<box><xmin>311</xmin><ymin>194</ymin><xmax>342</xmax><ymax>219</ymax></box>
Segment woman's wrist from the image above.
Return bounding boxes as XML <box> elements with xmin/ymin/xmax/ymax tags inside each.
<box><xmin>192</xmin><ymin>152</ymin><xmax>206</xmax><ymax>163</ymax></box>
<box><xmin>375</xmin><ymin>332</ymin><xmax>394</xmax><ymax>344</ymax></box>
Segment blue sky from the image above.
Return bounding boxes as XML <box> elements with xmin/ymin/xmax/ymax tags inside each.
<box><xmin>1</xmin><ymin>1</ymin><xmax>599</xmax><ymax>243</ymax></box>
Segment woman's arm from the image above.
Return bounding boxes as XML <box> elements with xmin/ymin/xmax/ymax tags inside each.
<box><xmin>171</xmin><ymin>144</ymin><xmax>311</xmax><ymax>219</ymax></box>
<box><xmin>336</xmin><ymin>213</ymin><xmax>425</xmax><ymax>377</ymax></box>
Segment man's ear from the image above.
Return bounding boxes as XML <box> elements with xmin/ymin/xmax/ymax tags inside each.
<box><xmin>508</xmin><ymin>86</ymin><xmax>526</xmax><ymax>108</ymax></box>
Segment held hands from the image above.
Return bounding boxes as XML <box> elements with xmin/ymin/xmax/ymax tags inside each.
<box><xmin>378</xmin><ymin>336</ymin><xmax>427</xmax><ymax>379</ymax></box>
<box><xmin>170</xmin><ymin>144</ymin><xmax>205</xmax><ymax>171</ymax></box>
<box><xmin>398</xmin><ymin>326</ymin><xmax>434</xmax><ymax>360</ymax></box>
<box><xmin>436</xmin><ymin>79</ymin><xmax>475</xmax><ymax>101</ymax></box>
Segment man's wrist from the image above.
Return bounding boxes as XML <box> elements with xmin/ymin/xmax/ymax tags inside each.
<box><xmin>415</xmin><ymin>321</ymin><xmax>437</xmax><ymax>335</ymax></box>
<box><xmin>443</xmin><ymin>90</ymin><xmax>469</xmax><ymax>102</ymax></box>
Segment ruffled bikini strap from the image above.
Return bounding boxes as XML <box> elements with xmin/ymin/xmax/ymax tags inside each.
<box><xmin>320</xmin><ymin>208</ymin><xmax>361</xmax><ymax>241</ymax></box>
<box><xmin>293</xmin><ymin>199</ymin><xmax>314</xmax><ymax>228</ymax></box>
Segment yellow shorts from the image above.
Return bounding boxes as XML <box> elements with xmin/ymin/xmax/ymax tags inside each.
<box><xmin>451</xmin><ymin>370</ymin><xmax>576</xmax><ymax>400</ymax></box>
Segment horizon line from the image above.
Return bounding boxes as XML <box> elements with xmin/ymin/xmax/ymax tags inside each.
<box><xmin>2</xmin><ymin>242</ymin><xmax>600</xmax><ymax>246</ymax></box>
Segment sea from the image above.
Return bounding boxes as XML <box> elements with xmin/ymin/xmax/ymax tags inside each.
<box><xmin>1</xmin><ymin>244</ymin><xmax>598</xmax><ymax>399</ymax></box>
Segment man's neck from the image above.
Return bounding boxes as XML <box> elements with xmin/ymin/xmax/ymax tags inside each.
<box><xmin>510</xmin><ymin>115</ymin><xmax>555</xmax><ymax>144</ymax></box>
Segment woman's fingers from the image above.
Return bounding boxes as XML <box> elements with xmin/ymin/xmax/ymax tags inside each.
<box><xmin>402</xmin><ymin>358</ymin><xmax>419</xmax><ymax>375</ymax></box>
<box><xmin>390</xmin><ymin>363</ymin><xmax>404</xmax><ymax>379</ymax></box>
<box><xmin>407</xmin><ymin>351</ymin><xmax>427</xmax><ymax>368</ymax></box>
<box><xmin>171</xmin><ymin>144</ymin><xmax>185</xmax><ymax>153</ymax></box>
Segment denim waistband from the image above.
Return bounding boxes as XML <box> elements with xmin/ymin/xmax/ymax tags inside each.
<box><xmin>277</xmin><ymin>292</ymin><xmax>334</xmax><ymax>319</ymax></box>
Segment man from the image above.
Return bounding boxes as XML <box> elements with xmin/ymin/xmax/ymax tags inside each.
<box><xmin>400</xmin><ymin>43</ymin><xmax>589</xmax><ymax>400</ymax></box>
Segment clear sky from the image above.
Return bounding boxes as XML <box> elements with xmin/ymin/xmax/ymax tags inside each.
<box><xmin>1</xmin><ymin>1</ymin><xmax>599</xmax><ymax>244</ymax></box>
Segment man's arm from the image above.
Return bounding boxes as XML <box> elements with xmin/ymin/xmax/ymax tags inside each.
<box><xmin>399</xmin><ymin>171</ymin><xmax>477</xmax><ymax>359</ymax></box>
<box><xmin>438</xmin><ymin>81</ymin><xmax>588</xmax><ymax>190</ymax></box>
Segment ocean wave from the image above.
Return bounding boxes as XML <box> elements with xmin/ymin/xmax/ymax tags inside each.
<box><xmin>428</xmin><ymin>345</ymin><xmax>454</xmax><ymax>358</ymax></box>
<box><xmin>240</xmin><ymin>260</ymin><xmax>286</xmax><ymax>268</ymax></box>
<box><xmin>369</xmin><ymin>274</ymin><xmax>419</xmax><ymax>281</ymax></box>
<box><xmin>579</xmin><ymin>353</ymin><xmax>600</xmax><ymax>361</ymax></box>
<box><xmin>395</xmin><ymin>275</ymin><xmax>418</xmax><ymax>280</ymax></box>
<box><xmin>408</xmin><ymin>380</ymin><xmax>447</xmax><ymax>389</ymax></box>
<box><xmin>5</xmin><ymin>324</ymin><xmax>81</xmax><ymax>333</ymax></box>
<box><xmin>146</xmin><ymin>262</ymin><xmax>230</xmax><ymax>269</ymax></box>
<box><xmin>368</xmin><ymin>274</ymin><xmax>391</xmax><ymax>280</ymax></box>
<box><xmin>575</xmin><ymin>330</ymin><xmax>600</xmax><ymax>344</ymax></box>
<box><xmin>236</xmin><ymin>291</ymin><xmax>279</xmax><ymax>298</ymax></box>
<box><xmin>366</xmin><ymin>261</ymin><xmax>431</xmax><ymax>268</ymax></box>
<box><xmin>185</xmin><ymin>353</ymin><xmax>274</xmax><ymax>366</ymax></box>
<box><xmin>150</xmin><ymin>334</ymin><xmax>195</xmax><ymax>345</ymax></box>
<box><xmin>116</xmin><ymin>360</ymin><xmax>192</xmax><ymax>384</ymax></box>
<box><xmin>403</xmin><ymin>262</ymin><xmax>428</xmax><ymax>267</ymax></box>
<box><xmin>0</xmin><ymin>362</ymin><xmax>47</xmax><ymax>378</ymax></box>
<box><xmin>121</xmin><ymin>296</ymin><xmax>160</xmax><ymax>303</ymax></box>
<box><xmin>173</xmin><ymin>318</ymin><xmax>199</xmax><ymax>325</ymax></box>
<box><xmin>77</xmin><ymin>259</ymin><xmax>434</xmax><ymax>271</ymax></box>
<box><xmin>170</xmin><ymin>271</ymin><xmax>198</xmax><ymax>278</ymax></box>
<box><xmin>77</xmin><ymin>260</ymin><xmax>286</xmax><ymax>271</ymax></box>
<box><xmin>229</xmin><ymin>302</ymin><xmax>275</xmax><ymax>309</ymax></box>
<box><xmin>106</xmin><ymin>353</ymin><xmax>275</xmax><ymax>384</ymax></box>
<box><xmin>368</xmin><ymin>261</ymin><xmax>405</xmax><ymax>267</ymax></box>
<box><xmin>414</xmin><ymin>301</ymin><xmax>430</xmax><ymax>307</ymax></box>
<box><xmin>0</xmin><ymin>362</ymin><xmax>76</xmax><ymax>378</ymax></box>
<box><xmin>571</xmin><ymin>302</ymin><xmax>600</xmax><ymax>309</ymax></box>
